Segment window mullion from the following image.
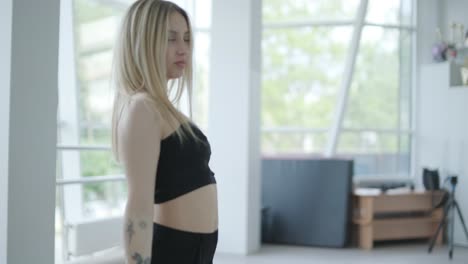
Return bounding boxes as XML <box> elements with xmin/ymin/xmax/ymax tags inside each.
<box><xmin>263</xmin><ymin>20</ymin><xmax>354</xmax><ymax>29</ymax></box>
<box><xmin>325</xmin><ymin>0</ymin><xmax>369</xmax><ymax>157</ymax></box>
<box><xmin>57</xmin><ymin>0</ymin><xmax>84</xmax><ymax>261</ymax></box>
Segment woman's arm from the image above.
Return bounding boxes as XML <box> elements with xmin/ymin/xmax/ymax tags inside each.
<box><xmin>117</xmin><ymin>96</ymin><xmax>162</xmax><ymax>264</ymax></box>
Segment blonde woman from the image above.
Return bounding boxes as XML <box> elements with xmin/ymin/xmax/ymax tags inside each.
<box><xmin>111</xmin><ymin>1</ymin><xmax>218</xmax><ymax>263</ymax></box>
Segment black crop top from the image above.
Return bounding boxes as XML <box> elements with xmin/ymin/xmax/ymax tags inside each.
<box><xmin>154</xmin><ymin>122</ymin><xmax>216</xmax><ymax>203</ymax></box>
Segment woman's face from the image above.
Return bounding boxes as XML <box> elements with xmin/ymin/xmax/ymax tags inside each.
<box><xmin>166</xmin><ymin>11</ymin><xmax>190</xmax><ymax>80</ymax></box>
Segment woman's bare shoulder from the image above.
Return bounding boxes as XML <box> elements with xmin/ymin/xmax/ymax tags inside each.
<box><xmin>125</xmin><ymin>93</ymin><xmax>162</xmax><ymax>119</ymax></box>
<box><xmin>118</xmin><ymin>92</ymin><xmax>163</xmax><ymax>135</ymax></box>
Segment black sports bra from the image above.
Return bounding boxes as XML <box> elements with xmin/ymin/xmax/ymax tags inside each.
<box><xmin>154</xmin><ymin>122</ymin><xmax>216</xmax><ymax>204</ymax></box>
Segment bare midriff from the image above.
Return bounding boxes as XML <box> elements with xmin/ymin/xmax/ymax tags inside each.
<box><xmin>153</xmin><ymin>183</ymin><xmax>218</xmax><ymax>233</ymax></box>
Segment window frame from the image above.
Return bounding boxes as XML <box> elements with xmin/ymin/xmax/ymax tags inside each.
<box><xmin>260</xmin><ymin>0</ymin><xmax>417</xmax><ymax>179</ymax></box>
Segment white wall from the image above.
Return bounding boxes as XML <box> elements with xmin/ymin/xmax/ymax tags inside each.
<box><xmin>418</xmin><ymin>63</ymin><xmax>468</xmax><ymax>246</ymax></box>
<box><xmin>416</xmin><ymin>0</ymin><xmax>443</xmax><ymax>65</ymax></box>
<box><xmin>444</xmin><ymin>0</ymin><xmax>468</xmax><ymax>42</ymax></box>
<box><xmin>0</xmin><ymin>0</ymin><xmax>13</xmax><ymax>263</ymax></box>
<box><xmin>416</xmin><ymin>0</ymin><xmax>468</xmax><ymax>247</ymax></box>
<box><xmin>417</xmin><ymin>0</ymin><xmax>468</xmax><ymax>57</ymax></box>
<box><xmin>209</xmin><ymin>0</ymin><xmax>262</xmax><ymax>255</ymax></box>
<box><xmin>7</xmin><ymin>0</ymin><xmax>60</xmax><ymax>263</ymax></box>
<box><xmin>414</xmin><ymin>0</ymin><xmax>442</xmax><ymax>188</ymax></box>
<box><xmin>415</xmin><ymin>0</ymin><xmax>468</xmax><ymax>70</ymax></box>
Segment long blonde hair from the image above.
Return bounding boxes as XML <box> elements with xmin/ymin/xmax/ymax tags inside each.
<box><xmin>111</xmin><ymin>0</ymin><xmax>196</xmax><ymax>162</ymax></box>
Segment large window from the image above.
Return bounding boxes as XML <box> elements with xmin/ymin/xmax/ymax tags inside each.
<box><xmin>55</xmin><ymin>0</ymin><xmax>211</xmax><ymax>262</ymax></box>
<box><xmin>261</xmin><ymin>0</ymin><xmax>415</xmax><ymax>178</ymax></box>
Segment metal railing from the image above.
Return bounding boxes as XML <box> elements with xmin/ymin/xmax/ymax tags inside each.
<box><xmin>56</xmin><ymin>174</ymin><xmax>125</xmax><ymax>186</ymax></box>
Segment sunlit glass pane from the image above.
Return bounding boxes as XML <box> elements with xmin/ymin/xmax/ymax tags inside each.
<box><xmin>263</xmin><ymin>0</ymin><xmax>360</xmax><ymax>24</ymax></box>
<box><xmin>262</xmin><ymin>131</ymin><xmax>327</xmax><ymax>155</ymax></box>
<box><xmin>81</xmin><ymin>181</ymin><xmax>127</xmax><ymax>219</ymax></box>
<box><xmin>337</xmin><ymin>132</ymin><xmax>410</xmax><ymax>176</ymax></box>
<box><xmin>193</xmin><ymin>32</ymin><xmax>211</xmax><ymax>129</ymax></box>
<box><xmin>262</xmin><ymin>27</ymin><xmax>352</xmax><ymax>129</ymax></box>
<box><xmin>366</xmin><ymin>0</ymin><xmax>414</xmax><ymax>25</ymax></box>
<box><xmin>344</xmin><ymin>27</ymin><xmax>403</xmax><ymax>129</ymax></box>
<box><xmin>338</xmin><ymin>132</ymin><xmax>398</xmax><ymax>154</ymax></box>
<box><xmin>194</xmin><ymin>0</ymin><xmax>211</xmax><ymax>28</ymax></box>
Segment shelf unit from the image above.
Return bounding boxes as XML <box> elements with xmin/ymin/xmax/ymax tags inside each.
<box><xmin>352</xmin><ymin>191</ymin><xmax>444</xmax><ymax>250</ymax></box>
<box><xmin>449</xmin><ymin>61</ymin><xmax>468</xmax><ymax>87</ymax></box>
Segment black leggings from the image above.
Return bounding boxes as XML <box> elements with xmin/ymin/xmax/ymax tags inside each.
<box><xmin>151</xmin><ymin>223</ymin><xmax>218</xmax><ymax>264</ymax></box>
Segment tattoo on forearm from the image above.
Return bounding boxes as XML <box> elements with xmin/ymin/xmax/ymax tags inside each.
<box><xmin>126</xmin><ymin>219</ymin><xmax>135</xmax><ymax>244</ymax></box>
<box><xmin>132</xmin><ymin>252</ymin><xmax>151</xmax><ymax>264</ymax></box>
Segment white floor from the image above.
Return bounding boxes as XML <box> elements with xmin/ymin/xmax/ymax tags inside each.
<box><xmin>57</xmin><ymin>241</ymin><xmax>468</xmax><ymax>264</ymax></box>
<box><xmin>214</xmin><ymin>243</ymin><xmax>468</xmax><ymax>264</ymax></box>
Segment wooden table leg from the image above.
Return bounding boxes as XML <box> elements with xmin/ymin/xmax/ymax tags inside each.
<box><xmin>359</xmin><ymin>224</ymin><xmax>373</xmax><ymax>250</ymax></box>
